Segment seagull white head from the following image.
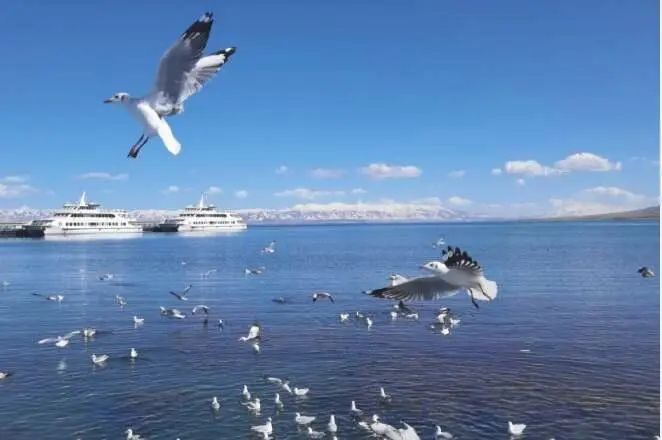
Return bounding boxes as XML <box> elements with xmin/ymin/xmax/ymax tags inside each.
<box><xmin>421</xmin><ymin>260</ymin><xmax>447</xmax><ymax>274</ymax></box>
<box><xmin>104</xmin><ymin>92</ymin><xmax>131</xmax><ymax>104</ymax></box>
<box><xmin>372</xmin><ymin>414</ymin><xmax>380</xmax><ymax>422</ymax></box>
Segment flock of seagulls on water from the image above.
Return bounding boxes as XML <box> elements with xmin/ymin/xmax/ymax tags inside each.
<box><xmin>0</xmin><ymin>231</ymin><xmax>657</xmax><ymax>439</ymax></box>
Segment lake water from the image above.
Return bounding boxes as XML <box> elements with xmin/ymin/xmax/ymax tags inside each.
<box><xmin>0</xmin><ymin>222</ymin><xmax>658</xmax><ymax>439</ymax></box>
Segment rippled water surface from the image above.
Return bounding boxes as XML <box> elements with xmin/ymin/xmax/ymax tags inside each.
<box><xmin>0</xmin><ymin>222</ymin><xmax>659</xmax><ymax>439</ymax></box>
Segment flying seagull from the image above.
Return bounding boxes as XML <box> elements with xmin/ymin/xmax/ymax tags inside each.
<box><xmin>638</xmin><ymin>266</ymin><xmax>656</xmax><ymax>278</ymax></box>
<box><xmin>423</xmin><ymin>246</ymin><xmax>498</xmax><ymax>306</ymax></box>
<box><xmin>312</xmin><ymin>292</ymin><xmax>335</xmax><ymax>303</ymax></box>
<box><xmin>191</xmin><ymin>305</ymin><xmax>209</xmax><ymax>315</ymax></box>
<box><xmin>170</xmin><ymin>284</ymin><xmax>193</xmax><ymax>301</ymax></box>
<box><xmin>38</xmin><ymin>330</ymin><xmax>80</xmax><ymax>348</ymax></box>
<box><xmin>261</xmin><ymin>241</ymin><xmax>277</xmax><ymax>254</ymax></box>
<box><xmin>105</xmin><ymin>12</ymin><xmax>236</xmax><ymax>158</ymax></box>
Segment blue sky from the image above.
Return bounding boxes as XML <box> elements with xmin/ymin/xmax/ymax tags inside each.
<box><xmin>0</xmin><ymin>0</ymin><xmax>658</xmax><ymax>216</ymax></box>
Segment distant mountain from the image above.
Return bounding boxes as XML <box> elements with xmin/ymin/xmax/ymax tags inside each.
<box><xmin>549</xmin><ymin>206</ymin><xmax>659</xmax><ymax>221</ymax></box>
<box><xmin>0</xmin><ymin>201</ymin><xmax>466</xmax><ymax>225</ymax></box>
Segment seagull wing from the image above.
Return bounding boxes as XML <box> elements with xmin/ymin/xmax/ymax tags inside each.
<box><xmin>169</xmin><ymin>291</ymin><xmax>183</xmax><ymax>300</ymax></box>
<box><xmin>63</xmin><ymin>330</ymin><xmax>81</xmax><ymax>340</ymax></box>
<box><xmin>182</xmin><ymin>284</ymin><xmax>193</xmax><ymax>295</ymax></box>
<box><xmin>38</xmin><ymin>337</ymin><xmax>59</xmax><ymax>345</ymax></box>
<box><xmin>178</xmin><ymin>48</ymin><xmax>235</xmax><ymax>103</ymax></box>
<box><xmin>149</xmin><ymin>12</ymin><xmax>214</xmax><ymax>115</ymax></box>
<box><xmin>443</xmin><ymin>247</ymin><xmax>483</xmax><ymax>276</ymax></box>
<box><xmin>366</xmin><ymin>276</ymin><xmax>461</xmax><ymax>301</ymax></box>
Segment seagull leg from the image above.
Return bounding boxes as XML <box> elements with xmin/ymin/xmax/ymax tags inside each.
<box><xmin>127</xmin><ymin>135</ymin><xmax>149</xmax><ymax>158</ymax></box>
<box><xmin>469</xmin><ymin>290</ymin><xmax>480</xmax><ymax>309</ymax></box>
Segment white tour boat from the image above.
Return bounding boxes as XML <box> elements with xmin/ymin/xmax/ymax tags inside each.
<box><xmin>22</xmin><ymin>193</ymin><xmax>142</xmax><ymax>236</ymax></box>
<box><xmin>159</xmin><ymin>194</ymin><xmax>247</xmax><ymax>232</ymax></box>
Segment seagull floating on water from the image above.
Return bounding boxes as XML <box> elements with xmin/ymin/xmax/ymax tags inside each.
<box><xmin>115</xmin><ymin>295</ymin><xmax>128</xmax><ymax>307</ymax></box>
<box><xmin>261</xmin><ymin>241</ymin><xmax>277</xmax><ymax>254</ymax></box>
<box><xmin>380</xmin><ymin>387</ymin><xmax>392</xmax><ymax>403</ymax></box>
<box><xmin>312</xmin><ymin>292</ymin><xmax>335</xmax><ymax>303</ymax></box>
<box><xmin>435</xmin><ymin>425</ymin><xmax>453</xmax><ymax>439</ymax></box>
<box><xmin>82</xmin><ymin>327</ymin><xmax>97</xmax><ymax>338</ymax></box>
<box><xmin>243</xmin><ymin>397</ymin><xmax>261</xmax><ymax>413</ymax></box>
<box><xmin>274</xmin><ymin>393</ymin><xmax>284</xmax><ymax>409</ymax></box>
<box><xmin>339</xmin><ymin>313</ymin><xmax>350</xmax><ymax>322</ymax></box>
<box><xmin>0</xmin><ymin>371</ymin><xmax>13</xmax><ymax>380</ymax></box>
<box><xmin>295</xmin><ymin>412</ymin><xmax>316</xmax><ymax>426</ymax></box>
<box><xmin>105</xmin><ymin>12</ymin><xmax>236</xmax><ymax>158</ymax></box>
<box><xmin>328</xmin><ymin>414</ymin><xmax>338</xmax><ymax>433</ymax></box>
<box><xmin>638</xmin><ymin>266</ymin><xmax>656</xmax><ymax>278</ymax></box>
<box><xmin>169</xmin><ymin>284</ymin><xmax>193</xmax><ymax>301</ymax></box>
<box><xmin>217</xmin><ymin>319</ymin><xmax>225</xmax><ymax>330</ymax></box>
<box><xmin>211</xmin><ymin>396</ymin><xmax>220</xmax><ymax>411</ymax></box>
<box><xmin>245</xmin><ymin>266</ymin><xmax>266</xmax><ymax>275</ymax></box>
<box><xmin>306</xmin><ymin>427</ymin><xmax>325</xmax><ymax>439</ymax></box>
<box><xmin>98</xmin><ymin>273</ymin><xmax>114</xmax><ymax>281</ymax></box>
<box><xmin>294</xmin><ymin>387</ymin><xmax>309</xmax><ymax>396</ymax></box>
<box><xmin>351</xmin><ymin>400</ymin><xmax>363</xmax><ymax>416</ymax></box>
<box><xmin>239</xmin><ymin>322</ymin><xmax>261</xmax><ymax>342</ymax></box>
<box><xmin>32</xmin><ymin>293</ymin><xmax>64</xmax><ymax>302</ymax></box>
<box><xmin>125</xmin><ymin>428</ymin><xmax>144</xmax><ymax>440</ymax></box>
<box><xmin>91</xmin><ymin>354</ymin><xmax>109</xmax><ymax>365</ymax></box>
<box><xmin>508</xmin><ymin>421</ymin><xmax>526</xmax><ymax>437</ymax></box>
<box><xmin>272</xmin><ymin>297</ymin><xmax>287</xmax><ymax>304</ymax></box>
<box><xmin>129</xmin><ymin>348</ymin><xmax>138</xmax><ymax>359</ymax></box>
<box><xmin>133</xmin><ymin>316</ymin><xmax>145</xmax><ymax>326</ymax></box>
<box><xmin>242</xmin><ymin>384</ymin><xmax>251</xmax><ymax>400</ymax></box>
<box><xmin>251</xmin><ymin>417</ymin><xmax>273</xmax><ymax>436</ymax></box>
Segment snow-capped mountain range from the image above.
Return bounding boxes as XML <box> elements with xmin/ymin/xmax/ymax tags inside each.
<box><xmin>0</xmin><ymin>200</ymin><xmax>467</xmax><ymax>224</ymax></box>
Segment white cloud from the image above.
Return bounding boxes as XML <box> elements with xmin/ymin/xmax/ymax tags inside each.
<box><xmin>555</xmin><ymin>152</ymin><xmax>621</xmax><ymax>172</ymax></box>
<box><xmin>1</xmin><ymin>175</ymin><xmax>29</xmax><ymax>183</ymax></box>
<box><xmin>350</xmin><ymin>188</ymin><xmax>367</xmax><ymax>195</ymax></box>
<box><xmin>235</xmin><ymin>190</ymin><xmax>248</xmax><ymax>199</ymax></box>
<box><xmin>0</xmin><ymin>175</ymin><xmax>36</xmax><ymax>198</ymax></box>
<box><xmin>163</xmin><ymin>185</ymin><xmax>180</xmax><ymax>194</ymax></box>
<box><xmin>360</xmin><ymin>163</ymin><xmax>422</xmax><ymax>180</ymax></box>
<box><xmin>274</xmin><ymin>187</ymin><xmax>346</xmax><ymax>200</ymax></box>
<box><xmin>0</xmin><ymin>183</ymin><xmax>36</xmax><ymax>198</ymax></box>
<box><xmin>582</xmin><ymin>186</ymin><xmax>644</xmax><ymax>201</ymax></box>
<box><xmin>497</xmin><ymin>152</ymin><xmax>621</xmax><ymax>178</ymax></box>
<box><xmin>275</xmin><ymin>165</ymin><xmax>288</xmax><ymax>175</ymax></box>
<box><xmin>549</xmin><ymin>186</ymin><xmax>654</xmax><ymax>217</ymax></box>
<box><xmin>77</xmin><ymin>172</ymin><xmax>129</xmax><ymax>181</ymax></box>
<box><xmin>447</xmin><ymin>196</ymin><xmax>472</xmax><ymax>206</ymax></box>
<box><xmin>448</xmin><ymin>170</ymin><xmax>466</xmax><ymax>179</ymax></box>
<box><xmin>504</xmin><ymin>160</ymin><xmax>563</xmax><ymax>177</ymax></box>
<box><xmin>310</xmin><ymin>168</ymin><xmax>345</xmax><ymax>179</ymax></box>
<box><xmin>516</xmin><ymin>178</ymin><xmax>526</xmax><ymax>186</ymax></box>
<box><xmin>206</xmin><ymin>186</ymin><xmax>223</xmax><ymax>195</ymax></box>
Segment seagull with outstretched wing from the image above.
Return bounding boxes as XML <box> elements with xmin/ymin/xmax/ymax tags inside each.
<box><xmin>169</xmin><ymin>284</ymin><xmax>193</xmax><ymax>301</ymax></box>
<box><xmin>104</xmin><ymin>12</ymin><xmax>237</xmax><ymax>158</ymax></box>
